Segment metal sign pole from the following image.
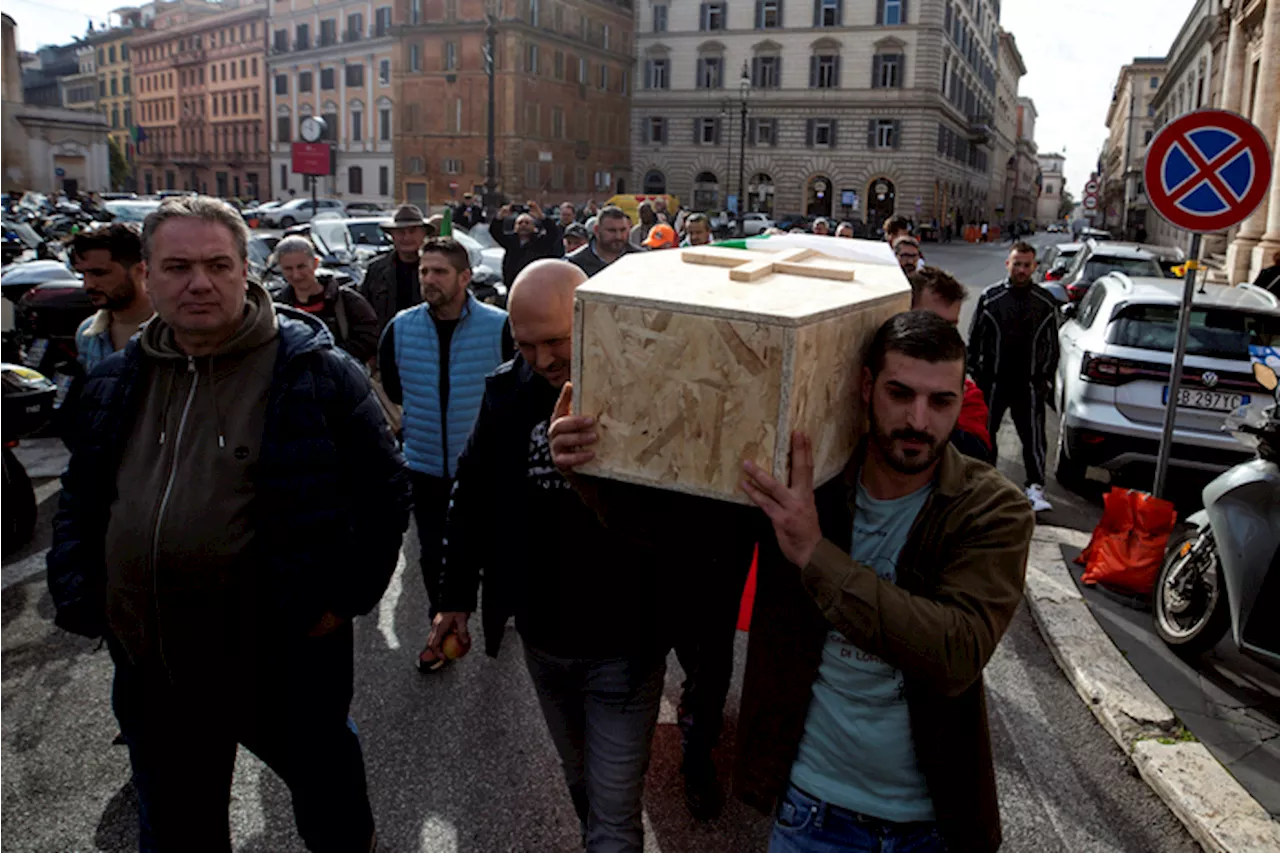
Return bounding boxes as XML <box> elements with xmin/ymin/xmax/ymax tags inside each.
<box><xmin>1153</xmin><ymin>232</ymin><xmax>1201</xmax><ymax>499</ymax></box>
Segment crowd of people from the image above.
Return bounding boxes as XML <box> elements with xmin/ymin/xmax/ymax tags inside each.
<box><xmin>45</xmin><ymin>193</ymin><xmax>1060</xmax><ymax>853</ymax></box>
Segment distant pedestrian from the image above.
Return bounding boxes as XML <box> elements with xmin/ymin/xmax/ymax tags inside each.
<box><xmin>567</xmin><ymin>206</ymin><xmax>636</xmax><ymax>277</ymax></box>
<box><xmin>630</xmin><ymin>202</ymin><xmax>659</xmax><ymax>249</ymax></box>
<box><xmin>811</xmin><ymin>218</ymin><xmax>832</xmax><ymax>236</ymax></box>
<box><xmin>559</xmin><ymin>202</ymin><xmax>579</xmax><ymax>231</ymax></box>
<box><xmin>564</xmin><ymin>222</ymin><xmax>590</xmax><ymax>254</ymax></box>
<box><xmin>883</xmin><ymin>216</ymin><xmax>910</xmax><ymax>244</ymax></box>
<box><xmin>377</xmin><ymin>237</ymin><xmax>514</xmax><ymax>673</ymax></box>
<box><xmin>361</xmin><ymin>204</ymin><xmax>434</xmax><ymax>337</ymax></box>
<box><xmin>48</xmin><ymin>196</ymin><xmax>411</xmax><ymax>852</ymax></box>
<box><xmin>735</xmin><ymin>311</ymin><xmax>1034</xmax><ymax>853</ymax></box>
<box><xmin>271</xmin><ymin>235</ymin><xmax>379</xmax><ymax>364</ymax></box>
<box><xmin>968</xmin><ymin>242</ymin><xmax>1060</xmax><ymax>513</ymax></box>
<box><xmin>681</xmin><ymin>212</ymin><xmax>713</xmax><ymax>246</ymax></box>
<box><xmin>980</xmin><ymin>221</ymin><xmax>990</xmax><ymax>242</ymax></box>
<box><xmin>489</xmin><ymin>201</ymin><xmax>564</xmax><ymax>286</ymax></box>
<box><xmin>835</xmin><ymin>221</ymin><xmax>855</xmax><ymax>238</ymax></box>
<box><xmin>453</xmin><ymin>193</ymin><xmax>485</xmax><ymax>231</ymax></box>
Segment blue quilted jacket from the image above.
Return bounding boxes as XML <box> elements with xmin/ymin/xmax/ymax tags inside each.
<box><xmin>392</xmin><ymin>295</ymin><xmax>508</xmax><ymax>478</ymax></box>
<box><xmin>46</xmin><ymin>307</ymin><xmax>412</xmax><ymax>640</ymax></box>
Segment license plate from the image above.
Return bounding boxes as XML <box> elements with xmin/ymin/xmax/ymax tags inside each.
<box><xmin>23</xmin><ymin>338</ymin><xmax>47</xmax><ymax>368</ymax></box>
<box><xmin>1162</xmin><ymin>386</ymin><xmax>1250</xmax><ymax>412</ymax></box>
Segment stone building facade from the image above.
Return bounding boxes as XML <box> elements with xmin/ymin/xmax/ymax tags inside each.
<box><xmin>1009</xmin><ymin>95</ymin><xmax>1037</xmax><ymax>223</ymax></box>
<box><xmin>630</xmin><ymin>0</ymin><xmax>1003</xmax><ymax>228</ymax></box>
<box><xmin>267</xmin><ymin>0</ymin><xmax>396</xmax><ymax>204</ymax></box>
<box><xmin>989</xmin><ymin>28</ymin><xmax>1022</xmax><ymax>223</ymax></box>
<box><xmin>131</xmin><ymin>0</ymin><xmax>269</xmax><ymax>198</ymax></box>
<box><xmin>1036</xmin><ymin>150</ymin><xmax>1065</xmax><ymax>226</ymax></box>
<box><xmin>1100</xmin><ymin>57</ymin><xmax>1165</xmax><ymax>239</ymax></box>
<box><xmin>392</xmin><ymin>0</ymin><xmax>634</xmax><ymax>211</ymax></box>
<box><xmin>1147</xmin><ymin>0</ymin><xmax>1228</xmax><ymax>257</ymax></box>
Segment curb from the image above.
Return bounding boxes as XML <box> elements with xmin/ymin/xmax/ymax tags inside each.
<box><xmin>1024</xmin><ymin>526</ymin><xmax>1280</xmax><ymax>853</ymax></box>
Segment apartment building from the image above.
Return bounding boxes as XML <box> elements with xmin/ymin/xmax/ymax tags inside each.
<box><xmin>267</xmin><ymin>0</ymin><xmax>396</xmax><ymax>203</ymax></box>
<box><xmin>1100</xmin><ymin>57</ymin><xmax>1165</xmax><ymax>239</ymax></box>
<box><xmin>393</xmin><ymin>0</ymin><xmax>634</xmax><ymax>210</ymax></box>
<box><xmin>132</xmin><ymin>0</ymin><xmax>269</xmax><ymax>198</ymax></box>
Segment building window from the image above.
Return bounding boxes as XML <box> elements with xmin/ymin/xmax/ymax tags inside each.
<box><xmin>807</xmin><ymin>118</ymin><xmax>836</xmax><ymax>147</ymax></box>
<box><xmin>751</xmin><ymin>56</ymin><xmax>780</xmax><ymax>88</ymax></box>
<box><xmin>750</xmin><ymin>118</ymin><xmax>777</xmax><ymax>146</ymax></box>
<box><xmin>871</xmin><ymin>118</ymin><xmax>900</xmax><ymax>148</ymax></box>
<box><xmin>111</xmin><ymin>77</ymin><xmax>118</xmax><ymax>95</ymax></box>
<box><xmin>279</xmin><ymin>164</ymin><xmax>287</xmax><ymax>190</ymax></box>
<box><xmin>445</xmin><ymin>41</ymin><xmax>457</xmax><ymax>70</ymax></box>
<box><xmin>818</xmin><ymin>0</ymin><xmax>841</xmax><ymax>27</ymax></box>
<box><xmin>759</xmin><ymin>0</ymin><xmax>781</xmax><ymax>28</ymax></box>
<box><xmin>406</xmin><ymin>157</ymin><xmax>424</xmax><ymax>174</ymax></box>
<box><xmin>277</xmin><ymin>116</ymin><xmax>292</xmax><ymax>142</ymax></box>
<box><xmin>296</xmin><ymin>23</ymin><xmax>310</xmax><ymax>50</ymax></box>
<box><xmin>873</xmin><ymin>54</ymin><xmax>903</xmax><ymax>88</ymax></box>
<box><xmin>349</xmin><ymin>166</ymin><xmax>363</xmax><ymax>193</ymax></box>
<box><xmin>653</xmin><ymin>4</ymin><xmax>668</xmax><ymax>31</ymax></box>
<box><xmin>812</xmin><ymin>55</ymin><xmax>839</xmax><ymax>88</ymax></box>
<box><xmin>321</xmin><ymin>68</ymin><xmax>335</xmax><ymax>90</ymax></box>
<box><xmin>578</xmin><ymin>57</ymin><xmax>587</xmax><ymax>84</ymax></box>
<box><xmin>380</xmin><ymin>107</ymin><xmax>391</xmax><ymax>140</ymax></box>
<box><xmin>410</xmin><ymin>44</ymin><xmax>421</xmax><ymax>72</ymax></box>
<box><xmin>529</xmin><ymin>0</ymin><xmax>540</xmax><ymax>26</ymax></box>
<box><xmin>300</xmin><ymin>71</ymin><xmax>313</xmax><ymax>92</ymax></box>
<box><xmin>697</xmin><ymin>56</ymin><xmax>723</xmax><ymax>88</ymax></box>
<box><xmin>379</xmin><ymin>166</ymin><xmax>389</xmax><ymax>196</ymax></box>
<box><xmin>647</xmin><ymin>116</ymin><xmax>668</xmax><ymax>143</ymax></box>
<box><xmin>880</xmin><ymin>0</ymin><xmax>904</xmax><ymax>25</ymax></box>
<box><xmin>346</xmin><ymin>64</ymin><xmax>364</xmax><ymax>87</ymax></box>
<box><xmin>443</xmin><ymin>159</ymin><xmax>462</xmax><ymax>174</ymax></box>
<box><xmin>1150</xmin><ymin>76</ymin><xmax>1159</xmax><ymax>89</ymax></box>
<box><xmin>379</xmin><ymin>59</ymin><xmax>391</xmax><ymax>84</ymax></box>
<box><xmin>647</xmin><ymin>58</ymin><xmax>669</xmax><ymax>89</ymax></box>
<box><xmin>275</xmin><ymin>75</ymin><xmax>288</xmax><ymax>95</ymax></box>
<box><xmin>599</xmin><ymin>64</ymin><xmax>608</xmax><ymax>89</ymax></box>
<box><xmin>376</xmin><ymin>7</ymin><xmax>392</xmax><ymax>37</ymax></box>
<box><xmin>352</xmin><ymin>110</ymin><xmax>363</xmax><ymax>141</ymax></box>
<box><xmin>1144</xmin><ymin>129</ymin><xmax>1154</xmax><ymax>145</ymax></box>
<box><xmin>525</xmin><ymin>161</ymin><xmax>540</xmax><ymax>188</ymax></box>
<box><xmin>123</xmin><ymin>75</ymin><xmax>130</xmax><ymax>94</ymax></box>
<box><xmin>696</xmin><ymin>117</ymin><xmax>720</xmax><ymax>145</ymax></box>
<box><xmin>320</xmin><ymin>19</ymin><xmax>337</xmax><ymax>47</ymax></box>
<box><xmin>411</xmin><ymin>0</ymin><xmax>421</xmax><ymax>24</ymax></box>
<box><xmin>346</xmin><ymin>13</ymin><xmax>364</xmax><ymax>42</ymax></box>
<box><xmin>527</xmin><ymin>43</ymin><xmax>539</xmax><ymax>73</ymax></box>
<box><xmin>602</xmin><ymin>23</ymin><xmax>610</xmax><ymax>49</ymax></box>
<box><xmin>701</xmin><ymin>3</ymin><xmax>726</xmax><ymax>31</ymax></box>
<box><xmin>554</xmin><ymin>50</ymin><xmax>564</xmax><ymax>79</ymax></box>
<box><xmin>552</xmin><ymin>107</ymin><xmax>564</xmax><ymax>138</ymax></box>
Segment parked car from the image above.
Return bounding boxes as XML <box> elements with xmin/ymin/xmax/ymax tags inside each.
<box><xmin>1100</xmin><ymin>241</ymin><xmax>1187</xmax><ymax>277</ymax></box>
<box><xmin>344</xmin><ymin>202</ymin><xmax>389</xmax><ymax>217</ymax></box>
<box><xmin>741</xmin><ymin>212</ymin><xmax>776</xmax><ymax>236</ymax></box>
<box><xmin>1037</xmin><ymin>242</ymin><xmax>1084</xmax><ymax>287</ymax></box>
<box><xmin>103</xmin><ymin>199</ymin><xmax>162</xmax><ymax>223</ymax></box>
<box><xmin>1057</xmin><ymin>242</ymin><xmax>1164</xmax><ymax>302</ymax></box>
<box><xmin>1054</xmin><ymin>274</ymin><xmax>1280</xmax><ymax>489</ymax></box>
<box><xmin>455</xmin><ymin>225</ymin><xmax>506</xmax><ymax>279</ymax></box>
<box><xmin>259</xmin><ymin>198</ymin><xmax>346</xmax><ymax>228</ymax></box>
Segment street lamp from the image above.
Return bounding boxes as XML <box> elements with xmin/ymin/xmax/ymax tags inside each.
<box><xmin>720</xmin><ymin>99</ymin><xmax>730</xmax><ymax>210</ymax></box>
<box><xmin>482</xmin><ymin>5</ymin><xmax>498</xmax><ymax>218</ymax></box>
<box><xmin>737</xmin><ymin>62</ymin><xmax>749</xmax><ymax>236</ymax></box>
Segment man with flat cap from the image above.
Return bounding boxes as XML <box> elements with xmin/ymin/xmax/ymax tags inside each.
<box><xmin>361</xmin><ymin>204</ymin><xmax>437</xmax><ymax>337</ymax></box>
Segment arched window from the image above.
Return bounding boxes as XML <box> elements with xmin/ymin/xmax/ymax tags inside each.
<box><xmin>693</xmin><ymin>171</ymin><xmax>719</xmax><ymax>211</ymax></box>
<box><xmin>643</xmin><ymin>170</ymin><xmax>666</xmax><ymax>194</ymax></box>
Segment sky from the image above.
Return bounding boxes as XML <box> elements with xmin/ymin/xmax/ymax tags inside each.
<box><xmin>9</xmin><ymin>0</ymin><xmax>1195</xmax><ymax>196</ymax></box>
<box><xmin>1001</xmin><ymin>0</ymin><xmax>1195</xmax><ymax>197</ymax></box>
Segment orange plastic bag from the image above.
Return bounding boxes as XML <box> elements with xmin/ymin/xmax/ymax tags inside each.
<box><xmin>1079</xmin><ymin>488</ymin><xmax>1178</xmax><ymax>595</ymax></box>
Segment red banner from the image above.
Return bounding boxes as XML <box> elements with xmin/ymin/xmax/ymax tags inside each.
<box><xmin>291</xmin><ymin>142</ymin><xmax>332</xmax><ymax>176</ymax></box>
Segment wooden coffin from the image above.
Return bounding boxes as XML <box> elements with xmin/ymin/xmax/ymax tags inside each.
<box><xmin>570</xmin><ymin>243</ymin><xmax>912</xmax><ymax>503</ymax></box>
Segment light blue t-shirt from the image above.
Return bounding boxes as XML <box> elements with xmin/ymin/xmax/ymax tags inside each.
<box><xmin>790</xmin><ymin>477</ymin><xmax>935</xmax><ymax>823</ymax></box>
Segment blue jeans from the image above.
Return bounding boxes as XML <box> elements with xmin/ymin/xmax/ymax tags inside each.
<box><xmin>768</xmin><ymin>785</ymin><xmax>947</xmax><ymax>853</ymax></box>
<box><xmin>522</xmin><ymin>645</ymin><xmax>665</xmax><ymax>853</ymax></box>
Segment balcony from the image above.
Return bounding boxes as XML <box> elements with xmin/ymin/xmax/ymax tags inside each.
<box><xmin>343</xmin><ymin>29</ymin><xmax>361</xmax><ymax>43</ymax></box>
<box><xmin>967</xmin><ymin>114</ymin><xmax>992</xmax><ymax>145</ymax></box>
<box><xmin>174</xmin><ymin>47</ymin><xmax>205</xmax><ymax>66</ymax></box>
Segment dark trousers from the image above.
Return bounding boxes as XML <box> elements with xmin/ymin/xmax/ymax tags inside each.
<box><xmin>986</xmin><ymin>380</ymin><xmax>1048</xmax><ymax>487</ymax></box>
<box><xmin>410</xmin><ymin>471</ymin><xmax>454</xmax><ymax>620</ymax></box>
<box><xmin>110</xmin><ymin>628</ymin><xmax>373</xmax><ymax>853</ymax></box>
<box><xmin>673</xmin><ymin>548</ymin><xmax>754</xmax><ymax>759</ymax></box>
<box><xmin>523</xmin><ymin>645</ymin><xmax>666</xmax><ymax>853</ymax></box>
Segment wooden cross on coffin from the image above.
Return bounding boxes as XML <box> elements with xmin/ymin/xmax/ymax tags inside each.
<box><xmin>680</xmin><ymin>246</ymin><xmax>857</xmax><ymax>283</ymax></box>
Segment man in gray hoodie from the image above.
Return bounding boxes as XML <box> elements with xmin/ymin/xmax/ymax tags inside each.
<box><xmin>48</xmin><ymin>196</ymin><xmax>411</xmax><ymax>853</ymax></box>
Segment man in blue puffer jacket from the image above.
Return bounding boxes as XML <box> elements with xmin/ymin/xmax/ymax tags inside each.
<box><xmin>47</xmin><ymin>196</ymin><xmax>411</xmax><ymax>853</ymax></box>
<box><xmin>377</xmin><ymin>236</ymin><xmax>514</xmax><ymax>672</ymax></box>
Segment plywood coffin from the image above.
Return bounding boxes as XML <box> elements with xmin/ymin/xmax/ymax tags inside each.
<box><xmin>571</xmin><ymin>243</ymin><xmax>912</xmax><ymax>503</ymax></box>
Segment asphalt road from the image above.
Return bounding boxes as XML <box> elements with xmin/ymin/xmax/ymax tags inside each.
<box><xmin>1</xmin><ymin>236</ymin><xmax>1201</xmax><ymax>852</ymax></box>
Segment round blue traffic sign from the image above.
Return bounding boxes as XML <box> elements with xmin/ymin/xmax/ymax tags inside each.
<box><xmin>1145</xmin><ymin>109</ymin><xmax>1273</xmax><ymax>233</ymax></box>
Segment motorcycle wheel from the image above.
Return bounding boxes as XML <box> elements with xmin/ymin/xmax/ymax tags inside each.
<box><xmin>2</xmin><ymin>445</ymin><xmax>37</xmax><ymax>555</ymax></box>
<box><xmin>1153</xmin><ymin>527</ymin><xmax>1231</xmax><ymax>659</ymax></box>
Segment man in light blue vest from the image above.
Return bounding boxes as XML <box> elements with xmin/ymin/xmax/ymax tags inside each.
<box><xmin>377</xmin><ymin>237</ymin><xmax>514</xmax><ymax>672</ymax></box>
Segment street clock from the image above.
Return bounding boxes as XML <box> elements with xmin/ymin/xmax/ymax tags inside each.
<box><xmin>300</xmin><ymin>116</ymin><xmax>326</xmax><ymax>143</ymax></box>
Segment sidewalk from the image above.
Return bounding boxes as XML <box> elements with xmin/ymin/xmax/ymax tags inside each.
<box><xmin>1024</xmin><ymin>526</ymin><xmax>1280</xmax><ymax>853</ymax></box>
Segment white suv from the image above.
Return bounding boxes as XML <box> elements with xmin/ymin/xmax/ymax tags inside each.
<box><xmin>260</xmin><ymin>198</ymin><xmax>346</xmax><ymax>228</ymax></box>
<box><xmin>1054</xmin><ymin>273</ymin><xmax>1280</xmax><ymax>487</ymax></box>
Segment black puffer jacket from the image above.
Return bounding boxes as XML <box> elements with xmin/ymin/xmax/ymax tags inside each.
<box><xmin>47</xmin><ymin>308</ymin><xmax>412</xmax><ymax>641</ymax></box>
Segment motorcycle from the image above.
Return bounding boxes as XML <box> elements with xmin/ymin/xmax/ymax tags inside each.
<box><xmin>2</xmin><ymin>363</ymin><xmax>57</xmax><ymax>553</ymax></box>
<box><xmin>1152</xmin><ymin>346</ymin><xmax>1280</xmax><ymax>668</ymax></box>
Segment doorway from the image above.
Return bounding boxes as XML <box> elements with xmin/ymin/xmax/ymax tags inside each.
<box><xmin>867</xmin><ymin>177</ymin><xmax>896</xmax><ymax>228</ymax></box>
<box><xmin>805</xmin><ymin>175</ymin><xmax>832</xmax><ymax>218</ymax></box>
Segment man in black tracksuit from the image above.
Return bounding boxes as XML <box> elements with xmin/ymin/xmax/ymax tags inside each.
<box><xmin>968</xmin><ymin>241</ymin><xmax>1060</xmax><ymax>513</ymax></box>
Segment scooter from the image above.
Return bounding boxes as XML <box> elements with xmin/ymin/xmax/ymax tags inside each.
<box><xmin>1152</xmin><ymin>347</ymin><xmax>1280</xmax><ymax>668</ymax></box>
<box><xmin>2</xmin><ymin>363</ymin><xmax>57</xmax><ymax>553</ymax></box>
